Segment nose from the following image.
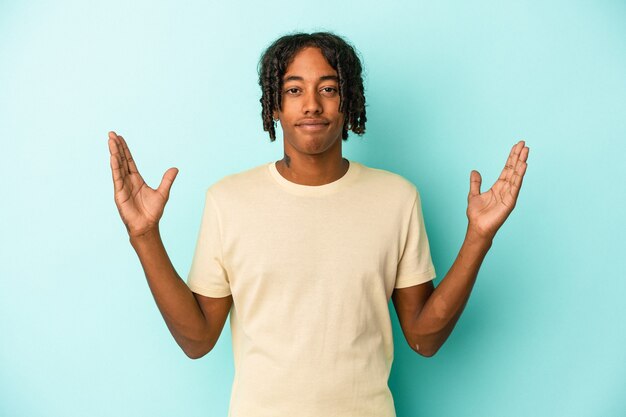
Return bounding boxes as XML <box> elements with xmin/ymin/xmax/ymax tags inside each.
<box><xmin>302</xmin><ymin>90</ymin><xmax>322</xmax><ymax>115</ymax></box>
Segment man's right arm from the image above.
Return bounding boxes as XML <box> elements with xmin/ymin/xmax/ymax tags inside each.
<box><xmin>130</xmin><ymin>227</ymin><xmax>232</xmax><ymax>359</ymax></box>
<box><xmin>108</xmin><ymin>131</ymin><xmax>231</xmax><ymax>359</ymax></box>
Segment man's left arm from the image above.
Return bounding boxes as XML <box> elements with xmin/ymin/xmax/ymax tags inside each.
<box><xmin>392</xmin><ymin>141</ymin><xmax>529</xmax><ymax>357</ymax></box>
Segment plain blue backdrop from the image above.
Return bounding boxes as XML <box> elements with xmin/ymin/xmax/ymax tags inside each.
<box><xmin>1</xmin><ymin>1</ymin><xmax>625</xmax><ymax>416</ymax></box>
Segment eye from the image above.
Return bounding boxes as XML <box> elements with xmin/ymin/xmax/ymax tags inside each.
<box><xmin>320</xmin><ymin>86</ymin><xmax>338</xmax><ymax>96</ymax></box>
<box><xmin>285</xmin><ymin>87</ymin><xmax>301</xmax><ymax>95</ymax></box>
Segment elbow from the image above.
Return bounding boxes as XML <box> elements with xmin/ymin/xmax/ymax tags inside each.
<box><xmin>410</xmin><ymin>333</ymin><xmax>443</xmax><ymax>358</ymax></box>
<box><xmin>184</xmin><ymin>349</ymin><xmax>209</xmax><ymax>360</ymax></box>
<box><xmin>414</xmin><ymin>343</ymin><xmax>440</xmax><ymax>358</ymax></box>
<box><xmin>180</xmin><ymin>339</ymin><xmax>216</xmax><ymax>360</ymax></box>
<box><xmin>409</xmin><ymin>321</ymin><xmax>453</xmax><ymax>357</ymax></box>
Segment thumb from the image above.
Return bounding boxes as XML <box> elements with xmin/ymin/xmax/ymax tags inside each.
<box><xmin>469</xmin><ymin>170</ymin><xmax>482</xmax><ymax>199</ymax></box>
<box><xmin>157</xmin><ymin>167</ymin><xmax>179</xmax><ymax>200</ymax></box>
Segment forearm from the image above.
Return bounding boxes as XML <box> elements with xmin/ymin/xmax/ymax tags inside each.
<box><xmin>411</xmin><ymin>227</ymin><xmax>492</xmax><ymax>356</ymax></box>
<box><xmin>129</xmin><ymin>227</ymin><xmax>214</xmax><ymax>357</ymax></box>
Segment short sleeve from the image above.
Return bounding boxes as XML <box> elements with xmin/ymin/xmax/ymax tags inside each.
<box><xmin>186</xmin><ymin>189</ymin><xmax>232</xmax><ymax>297</ymax></box>
<box><xmin>395</xmin><ymin>189</ymin><xmax>436</xmax><ymax>288</ymax></box>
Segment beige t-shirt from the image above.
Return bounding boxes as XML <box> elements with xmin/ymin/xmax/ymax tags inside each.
<box><xmin>187</xmin><ymin>160</ymin><xmax>436</xmax><ymax>417</ymax></box>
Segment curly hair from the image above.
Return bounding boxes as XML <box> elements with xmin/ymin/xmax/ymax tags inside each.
<box><xmin>258</xmin><ymin>32</ymin><xmax>367</xmax><ymax>141</ymax></box>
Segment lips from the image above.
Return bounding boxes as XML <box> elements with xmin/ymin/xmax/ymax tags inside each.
<box><xmin>296</xmin><ymin>119</ymin><xmax>329</xmax><ymax>126</ymax></box>
<box><xmin>296</xmin><ymin>119</ymin><xmax>330</xmax><ymax>131</ymax></box>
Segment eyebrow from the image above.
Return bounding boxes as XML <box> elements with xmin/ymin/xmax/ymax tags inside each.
<box><xmin>283</xmin><ymin>75</ymin><xmax>339</xmax><ymax>82</ymax></box>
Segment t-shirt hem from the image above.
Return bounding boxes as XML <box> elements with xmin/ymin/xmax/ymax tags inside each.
<box><xmin>394</xmin><ymin>268</ymin><xmax>436</xmax><ymax>289</ymax></box>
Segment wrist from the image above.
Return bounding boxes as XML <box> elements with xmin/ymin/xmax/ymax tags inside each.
<box><xmin>129</xmin><ymin>225</ymin><xmax>161</xmax><ymax>245</ymax></box>
<box><xmin>465</xmin><ymin>224</ymin><xmax>494</xmax><ymax>248</ymax></box>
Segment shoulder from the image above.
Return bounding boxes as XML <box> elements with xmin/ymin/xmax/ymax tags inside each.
<box><xmin>354</xmin><ymin>161</ymin><xmax>419</xmax><ymax>201</ymax></box>
<box><xmin>207</xmin><ymin>162</ymin><xmax>270</xmax><ymax>195</ymax></box>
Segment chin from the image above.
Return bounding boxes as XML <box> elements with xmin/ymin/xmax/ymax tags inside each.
<box><xmin>301</xmin><ymin>139</ymin><xmax>335</xmax><ymax>154</ymax></box>
<box><xmin>284</xmin><ymin>129</ymin><xmax>342</xmax><ymax>155</ymax></box>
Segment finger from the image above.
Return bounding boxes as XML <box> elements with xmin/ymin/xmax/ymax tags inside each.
<box><xmin>518</xmin><ymin>145</ymin><xmax>529</xmax><ymax>163</ymax></box>
<box><xmin>112</xmin><ymin>133</ymin><xmax>130</xmax><ymax>175</ymax></box>
<box><xmin>468</xmin><ymin>170</ymin><xmax>482</xmax><ymax>199</ymax></box>
<box><xmin>157</xmin><ymin>168</ymin><xmax>179</xmax><ymax>200</ymax></box>
<box><xmin>510</xmin><ymin>146</ymin><xmax>529</xmax><ymax>184</ymax></box>
<box><xmin>499</xmin><ymin>141</ymin><xmax>524</xmax><ymax>182</ymax></box>
<box><xmin>109</xmin><ymin>154</ymin><xmax>126</xmax><ymax>193</ymax></box>
<box><xmin>107</xmin><ymin>132</ymin><xmax>121</xmax><ymax>159</ymax></box>
<box><xmin>108</xmin><ymin>136</ymin><xmax>126</xmax><ymax>189</ymax></box>
<box><xmin>509</xmin><ymin>156</ymin><xmax>528</xmax><ymax>200</ymax></box>
<box><xmin>504</xmin><ymin>146</ymin><xmax>529</xmax><ymax>185</ymax></box>
<box><xmin>504</xmin><ymin>141</ymin><xmax>525</xmax><ymax>182</ymax></box>
<box><xmin>117</xmin><ymin>135</ymin><xmax>139</xmax><ymax>174</ymax></box>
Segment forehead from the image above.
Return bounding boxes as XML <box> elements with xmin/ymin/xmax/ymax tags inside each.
<box><xmin>283</xmin><ymin>47</ymin><xmax>337</xmax><ymax>80</ymax></box>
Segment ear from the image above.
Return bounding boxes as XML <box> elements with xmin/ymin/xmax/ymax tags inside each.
<box><xmin>273</xmin><ymin>111</ymin><xmax>279</xmax><ymax>121</ymax></box>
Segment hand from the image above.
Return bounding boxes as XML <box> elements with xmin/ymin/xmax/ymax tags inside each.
<box><xmin>108</xmin><ymin>131</ymin><xmax>179</xmax><ymax>237</ymax></box>
<box><xmin>466</xmin><ymin>140</ymin><xmax>529</xmax><ymax>240</ymax></box>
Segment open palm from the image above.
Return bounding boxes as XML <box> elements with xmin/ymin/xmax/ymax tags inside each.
<box><xmin>466</xmin><ymin>141</ymin><xmax>529</xmax><ymax>239</ymax></box>
<box><xmin>108</xmin><ymin>131</ymin><xmax>178</xmax><ymax>237</ymax></box>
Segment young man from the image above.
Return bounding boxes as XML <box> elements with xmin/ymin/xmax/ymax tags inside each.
<box><xmin>108</xmin><ymin>32</ymin><xmax>529</xmax><ymax>417</ymax></box>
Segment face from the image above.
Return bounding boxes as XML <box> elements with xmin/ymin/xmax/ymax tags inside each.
<box><xmin>275</xmin><ymin>47</ymin><xmax>345</xmax><ymax>157</ymax></box>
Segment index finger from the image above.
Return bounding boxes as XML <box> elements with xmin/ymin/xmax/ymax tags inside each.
<box><xmin>117</xmin><ymin>134</ymin><xmax>139</xmax><ymax>174</ymax></box>
<box><xmin>108</xmin><ymin>134</ymin><xmax>125</xmax><ymax>192</ymax></box>
<box><xmin>508</xmin><ymin>146</ymin><xmax>530</xmax><ymax>198</ymax></box>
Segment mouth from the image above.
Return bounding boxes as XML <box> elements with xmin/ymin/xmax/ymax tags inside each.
<box><xmin>296</xmin><ymin>120</ymin><xmax>330</xmax><ymax>131</ymax></box>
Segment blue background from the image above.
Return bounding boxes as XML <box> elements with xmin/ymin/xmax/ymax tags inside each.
<box><xmin>1</xmin><ymin>1</ymin><xmax>625</xmax><ymax>416</ymax></box>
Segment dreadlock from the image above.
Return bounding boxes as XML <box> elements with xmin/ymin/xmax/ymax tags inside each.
<box><xmin>258</xmin><ymin>32</ymin><xmax>367</xmax><ymax>141</ymax></box>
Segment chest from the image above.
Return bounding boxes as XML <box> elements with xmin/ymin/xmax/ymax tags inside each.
<box><xmin>219</xmin><ymin>196</ymin><xmax>407</xmax><ymax>300</ymax></box>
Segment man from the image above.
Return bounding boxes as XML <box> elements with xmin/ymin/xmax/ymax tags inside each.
<box><xmin>108</xmin><ymin>32</ymin><xmax>529</xmax><ymax>417</ymax></box>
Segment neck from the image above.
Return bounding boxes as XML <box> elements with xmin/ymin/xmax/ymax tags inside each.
<box><xmin>275</xmin><ymin>144</ymin><xmax>349</xmax><ymax>186</ymax></box>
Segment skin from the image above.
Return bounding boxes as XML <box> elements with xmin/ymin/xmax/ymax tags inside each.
<box><xmin>108</xmin><ymin>132</ymin><xmax>231</xmax><ymax>359</ymax></box>
<box><xmin>392</xmin><ymin>141</ymin><xmax>529</xmax><ymax>356</ymax></box>
<box><xmin>108</xmin><ymin>46</ymin><xmax>529</xmax><ymax>359</ymax></box>
<box><xmin>273</xmin><ymin>47</ymin><xmax>350</xmax><ymax>186</ymax></box>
